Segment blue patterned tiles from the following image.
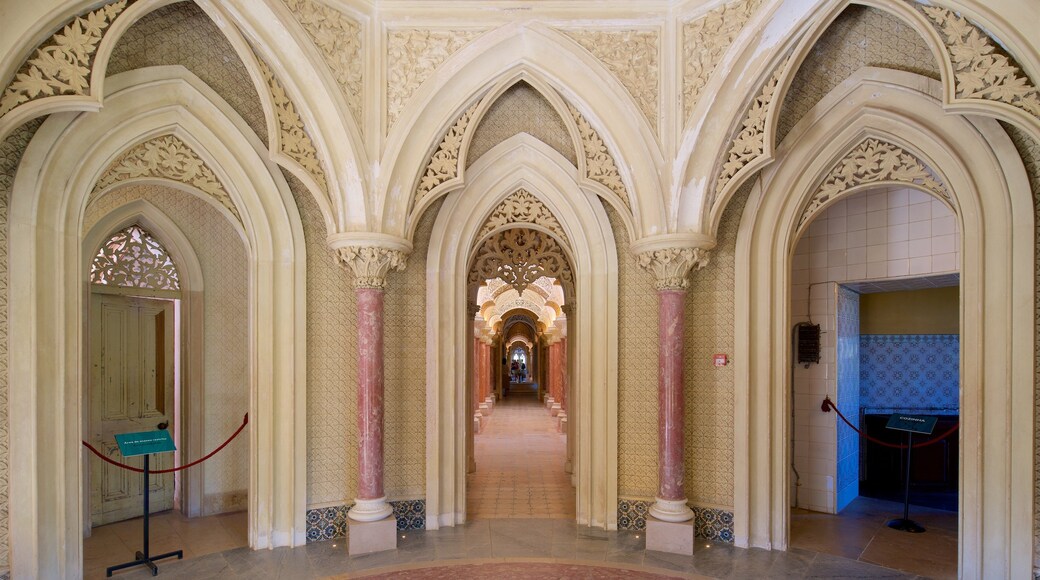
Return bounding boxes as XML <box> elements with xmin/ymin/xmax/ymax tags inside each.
<box><xmin>306</xmin><ymin>499</ymin><xmax>426</xmax><ymax>542</ymax></box>
<box><xmin>860</xmin><ymin>334</ymin><xmax>959</xmax><ymax>413</ymax></box>
<box><xmin>616</xmin><ymin>499</ymin><xmax>734</xmax><ymax>543</ymax></box>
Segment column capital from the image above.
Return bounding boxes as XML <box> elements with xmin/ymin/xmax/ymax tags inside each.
<box><xmin>329</xmin><ymin>233</ymin><xmax>412</xmax><ymax>289</ymax></box>
<box><xmin>636</xmin><ymin>247</ymin><xmax>711</xmax><ymax>291</ymax></box>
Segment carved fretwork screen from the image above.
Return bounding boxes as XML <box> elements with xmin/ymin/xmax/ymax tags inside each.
<box><xmin>468</xmin><ymin>228</ymin><xmax>573</xmax><ymax>297</ymax></box>
<box><xmin>90</xmin><ymin>224</ymin><xmax>181</xmax><ymax>290</ymax></box>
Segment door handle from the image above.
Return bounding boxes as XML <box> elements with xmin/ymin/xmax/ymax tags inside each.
<box><xmin>157</xmin><ymin>421</ymin><xmax>169</xmax><ymax>430</ymax></box>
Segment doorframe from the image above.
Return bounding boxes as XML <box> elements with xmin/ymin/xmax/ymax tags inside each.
<box><xmin>731</xmin><ymin>69</ymin><xmax>1034</xmax><ymax>577</ymax></box>
<box><xmin>7</xmin><ymin>68</ymin><xmax>308</xmax><ymax>577</ymax></box>
<box><xmin>81</xmin><ymin>201</ymin><xmax>207</xmax><ymax>532</ymax></box>
<box><xmin>425</xmin><ymin>136</ymin><xmax>619</xmax><ymax>529</ymax></box>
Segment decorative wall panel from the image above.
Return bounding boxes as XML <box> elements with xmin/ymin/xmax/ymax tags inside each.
<box><xmin>859</xmin><ymin>335</ymin><xmax>959</xmax><ymax>414</ymax></box>
<box><xmin>609</xmin><ymin>204</ymin><xmax>659</xmax><ymax>498</ymax></box>
<box><xmin>383</xmin><ymin>199</ymin><xmax>440</xmax><ymax>499</ymax></box>
<box><xmin>106</xmin><ymin>2</ymin><xmax>269</xmax><ymax>143</ymax></box>
<box><xmin>467</xmin><ymin>82</ymin><xmax>576</xmax><ymax>168</ymax></box>
<box><xmin>776</xmin><ymin>5</ymin><xmax>940</xmax><ymax>144</ymax></box>
<box><xmin>562</xmin><ymin>30</ymin><xmax>659</xmax><ymax>130</ymax></box>
<box><xmin>682</xmin><ymin>0</ymin><xmax>763</xmax><ymax>122</ymax></box>
<box><xmin>682</xmin><ymin>181</ymin><xmax>751</xmax><ymax>509</ymax></box>
<box><xmin>292</xmin><ymin>171</ymin><xmax>358</xmax><ymax>505</ymax></box>
<box><xmin>617</xmin><ymin>499</ymin><xmax>734</xmax><ymax>542</ymax></box>
<box><xmin>85</xmin><ymin>184</ymin><xmax>249</xmax><ymax>513</ymax></box>
<box><xmin>0</xmin><ymin>118</ymin><xmax>42</xmax><ymax>575</ymax></box>
<box><xmin>386</xmin><ymin>28</ymin><xmax>484</xmax><ymax>129</ymax></box>
<box><xmin>305</xmin><ymin>499</ymin><xmax>426</xmax><ymax>542</ymax></box>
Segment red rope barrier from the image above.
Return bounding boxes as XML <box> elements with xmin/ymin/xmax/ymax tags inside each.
<box><xmin>820</xmin><ymin>398</ymin><xmax>958</xmax><ymax>449</ymax></box>
<box><xmin>82</xmin><ymin>413</ymin><xmax>248</xmax><ymax>474</ymax></box>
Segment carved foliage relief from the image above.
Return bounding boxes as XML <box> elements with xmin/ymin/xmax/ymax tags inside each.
<box><xmin>477</xmin><ymin>189</ymin><xmax>569</xmax><ymax>246</ymax></box>
<box><xmin>566</xmin><ymin>104</ymin><xmax>631</xmax><ymax>210</ymax></box>
<box><xmin>712</xmin><ymin>55</ymin><xmax>791</xmax><ymax>208</ymax></box>
<box><xmin>799</xmin><ymin>138</ymin><xmax>950</xmax><ymax>229</ymax></box>
<box><xmin>281</xmin><ymin>0</ymin><xmax>363</xmax><ymax>128</ymax></box>
<box><xmin>93</xmin><ymin>135</ymin><xmax>242</xmax><ymax>223</ymax></box>
<box><xmin>90</xmin><ymin>224</ymin><xmax>181</xmax><ymax>290</ymax></box>
<box><xmin>0</xmin><ymin>0</ymin><xmax>133</xmax><ymax>117</ymax></box>
<box><xmin>414</xmin><ymin>101</ymin><xmax>479</xmax><ymax>204</ymax></box>
<box><xmin>916</xmin><ymin>4</ymin><xmax>1040</xmax><ymax>120</ymax></box>
<box><xmin>563</xmin><ymin>30</ymin><xmax>659</xmax><ymax>130</ymax></box>
<box><xmin>386</xmin><ymin>29</ymin><xmax>484</xmax><ymax>128</ymax></box>
<box><xmin>256</xmin><ymin>56</ymin><xmax>330</xmax><ymax>194</ymax></box>
<box><xmin>682</xmin><ymin>0</ymin><xmax>763</xmax><ymax>122</ymax></box>
<box><xmin>469</xmin><ymin>228</ymin><xmax>573</xmax><ymax>295</ymax></box>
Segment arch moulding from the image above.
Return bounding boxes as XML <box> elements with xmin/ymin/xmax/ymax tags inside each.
<box><xmin>7</xmin><ymin>66</ymin><xmax>308</xmax><ymax>578</ymax></box>
<box><xmin>732</xmin><ymin>69</ymin><xmax>1033</xmax><ymax>578</ymax></box>
<box><xmin>426</xmin><ymin>135</ymin><xmax>619</xmax><ymax>530</ymax></box>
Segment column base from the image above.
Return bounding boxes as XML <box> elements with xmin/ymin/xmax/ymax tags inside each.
<box><xmin>484</xmin><ymin>396</ymin><xmax>495</xmax><ymax>411</ymax></box>
<box><xmin>556</xmin><ymin>412</ymin><xmax>567</xmax><ymax>433</ymax></box>
<box><xmin>649</xmin><ymin>497</ymin><xmax>694</xmax><ymax>523</ymax></box>
<box><xmin>348</xmin><ymin>496</ymin><xmax>394</xmax><ymax>522</ymax></box>
<box><xmin>347</xmin><ymin>515</ymin><xmax>398</xmax><ymax>555</ymax></box>
<box><xmin>474</xmin><ymin>414</ymin><xmax>483</xmax><ymax>434</ymax></box>
<box><xmin>478</xmin><ymin>403</ymin><xmax>490</xmax><ymax>416</ymax></box>
<box><xmin>645</xmin><ymin>515</ymin><xmax>695</xmax><ymax>556</ymax></box>
<box><xmin>550</xmin><ymin>403</ymin><xmax>562</xmax><ymax>417</ymax></box>
<box><xmin>544</xmin><ymin>396</ymin><xmax>555</xmax><ymax>410</ymax></box>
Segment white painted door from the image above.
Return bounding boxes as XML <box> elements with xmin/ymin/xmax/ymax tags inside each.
<box><xmin>89</xmin><ymin>293</ymin><xmax>176</xmax><ymax>526</ymax></box>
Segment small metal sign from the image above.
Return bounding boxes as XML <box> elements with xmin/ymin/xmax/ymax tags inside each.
<box><xmin>114</xmin><ymin>430</ymin><xmax>176</xmax><ymax>457</ymax></box>
<box><xmin>885</xmin><ymin>414</ymin><xmax>938</xmax><ymax>435</ymax></box>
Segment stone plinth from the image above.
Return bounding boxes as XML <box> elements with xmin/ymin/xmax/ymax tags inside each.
<box><xmin>348</xmin><ymin>516</ymin><xmax>398</xmax><ymax>555</ymax></box>
<box><xmin>645</xmin><ymin>515</ymin><xmax>695</xmax><ymax>556</ymax></box>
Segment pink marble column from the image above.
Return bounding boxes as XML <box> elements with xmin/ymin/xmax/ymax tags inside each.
<box><xmin>559</xmin><ymin>338</ymin><xmax>567</xmax><ymax>411</ymax></box>
<box><xmin>350</xmin><ymin>287</ymin><xmax>393</xmax><ymax>521</ymax></box>
<box><xmin>474</xmin><ymin>338</ymin><xmax>482</xmax><ymax>413</ymax></box>
<box><xmin>656</xmin><ymin>290</ymin><xmax>686</xmax><ymax>505</ymax></box>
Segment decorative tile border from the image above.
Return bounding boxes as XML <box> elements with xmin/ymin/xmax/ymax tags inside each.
<box><xmin>616</xmin><ymin>499</ymin><xmax>734</xmax><ymax>543</ymax></box>
<box><xmin>306</xmin><ymin>499</ymin><xmax>426</xmax><ymax>542</ymax></box>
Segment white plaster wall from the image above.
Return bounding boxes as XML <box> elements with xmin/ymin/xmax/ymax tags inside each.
<box><xmin>790</xmin><ymin>186</ymin><xmax>959</xmax><ymax>513</ymax></box>
<box><xmin>84</xmin><ymin>184</ymin><xmax>250</xmax><ymax>515</ymax></box>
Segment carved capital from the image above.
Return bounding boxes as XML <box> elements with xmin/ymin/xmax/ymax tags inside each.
<box><xmin>636</xmin><ymin>247</ymin><xmax>711</xmax><ymax>291</ymax></box>
<box><xmin>336</xmin><ymin>246</ymin><xmax>407</xmax><ymax>289</ymax></box>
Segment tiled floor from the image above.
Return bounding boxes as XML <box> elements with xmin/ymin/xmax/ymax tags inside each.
<box><xmin>84</xmin><ymin>510</ymin><xmax>247</xmax><ymax>578</ymax></box>
<box><xmin>467</xmin><ymin>393</ymin><xmax>575</xmax><ymax>520</ymax></box>
<box><xmin>791</xmin><ymin>496</ymin><xmax>958</xmax><ymax>579</ymax></box>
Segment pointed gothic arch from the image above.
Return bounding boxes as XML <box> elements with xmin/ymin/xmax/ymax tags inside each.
<box><xmin>732</xmin><ymin>68</ymin><xmax>1033</xmax><ymax>577</ymax></box>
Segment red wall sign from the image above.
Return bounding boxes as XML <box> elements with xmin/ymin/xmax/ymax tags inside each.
<box><xmin>713</xmin><ymin>354</ymin><xmax>728</xmax><ymax>367</ymax></box>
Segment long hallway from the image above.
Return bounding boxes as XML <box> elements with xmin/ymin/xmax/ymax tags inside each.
<box><xmin>467</xmin><ymin>392</ymin><xmax>575</xmax><ymax>520</ymax></box>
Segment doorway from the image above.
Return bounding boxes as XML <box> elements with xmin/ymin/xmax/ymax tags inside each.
<box><xmin>787</xmin><ymin>188</ymin><xmax>959</xmax><ymax>579</ymax></box>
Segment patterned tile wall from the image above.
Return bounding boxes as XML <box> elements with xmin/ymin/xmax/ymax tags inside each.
<box><xmin>835</xmin><ymin>287</ymin><xmax>860</xmax><ymax>512</ymax></box>
<box><xmin>466</xmin><ymin>82</ymin><xmax>577</xmax><ymax>167</ymax></box>
<box><xmin>610</xmin><ymin>206</ymin><xmax>659</xmax><ymax>498</ymax></box>
<box><xmin>0</xmin><ymin>119</ymin><xmax>42</xmax><ymax>575</ymax></box>
<box><xmin>859</xmin><ymin>335</ymin><xmax>959</xmax><ymax>414</ymax></box>
<box><xmin>683</xmin><ymin>182</ymin><xmax>750</xmax><ymax>509</ymax></box>
<box><xmin>306</xmin><ymin>499</ymin><xmax>426</xmax><ymax>542</ymax></box>
<box><xmin>85</xmin><ymin>185</ymin><xmax>251</xmax><ymax>510</ymax></box>
<box><xmin>776</xmin><ymin>4</ymin><xmax>940</xmax><ymax>144</ymax></box>
<box><xmin>616</xmin><ymin>499</ymin><xmax>734</xmax><ymax>543</ymax></box>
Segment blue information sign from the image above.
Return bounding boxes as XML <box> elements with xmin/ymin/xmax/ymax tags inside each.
<box><xmin>885</xmin><ymin>414</ymin><xmax>938</xmax><ymax>435</ymax></box>
<box><xmin>114</xmin><ymin>430</ymin><xmax>176</xmax><ymax>457</ymax></box>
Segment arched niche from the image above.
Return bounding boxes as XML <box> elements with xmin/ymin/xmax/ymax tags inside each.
<box><xmin>426</xmin><ymin>135</ymin><xmax>619</xmax><ymax>530</ymax></box>
<box><xmin>7</xmin><ymin>66</ymin><xmax>307</xmax><ymax>577</ymax></box>
<box><xmin>732</xmin><ymin>68</ymin><xmax>1033</xmax><ymax>578</ymax></box>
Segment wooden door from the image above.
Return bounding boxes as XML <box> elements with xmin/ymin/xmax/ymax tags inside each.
<box><xmin>89</xmin><ymin>293</ymin><xmax>176</xmax><ymax>526</ymax></box>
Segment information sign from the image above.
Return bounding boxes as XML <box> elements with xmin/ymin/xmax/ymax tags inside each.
<box><xmin>114</xmin><ymin>430</ymin><xmax>176</xmax><ymax>457</ymax></box>
<box><xmin>885</xmin><ymin>414</ymin><xmax>938</xmax><ymax>435</ymax></box>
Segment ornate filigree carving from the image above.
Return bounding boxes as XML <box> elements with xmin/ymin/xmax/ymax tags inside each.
<box><xmin>799</xmin><ymin>138</ymin><xmax>950</xmax><ymax>229</ymax></box>
<box><xmin>563</xmin><ymin>29</ymin><xmax>659</xmax><ymax>130</ymax></box>
<box><xmin>415</xmin><ymin>101</ymin><xmax>479</xmax><ymax>204</ymax></box>
<box><xmin>336</xmin><ymin>246</ymin><xmax>408</xmax><ymax>289</ymax></box>
<box><xmin>682</xmin><ymin>0</ymin><xmax>763</xmax><ymax>121</ymax></box>
<box><xmin>636</xmin><ymin>247</ymin><xmax>711</xmax><ymax>291</ymax></box>
<box><xmin>386</xmin><ymin>29</ymin><xmax>484</xmax><ymax>128</ymax></box>
<box><xmin>477</xmin><ymin>189</ymin><xmax>569</xmax><ymax>245</ymax></box>
<box><xmin>281</xmin><ymin>0</ymin><xmax>363</xmax><ymax>129</ymax></box>
<box><xmin>916</xmin><ymin>4</ymin><xmax>1040</xmax><ymax>119</ymax></box>
<box><xmin>90</xmin><ymin>224</ymin><xmax>181</xmax><ymax>290</ymax></box>
<box><xmin>256</xmin><ymin>56</ymin><xmax>329</xmax><ymax>193</ymax></box>
<box><xmin>469</xmin><ymin>229</ymin><xmax>573</xmax><ymax>295</ymax></box>
<box><xmin>566</xmin><ymin>104</ymin><xmax>631</xmax><ymax>209</ymax></box>
<box><xmin>712</xmin><ymin>55</ymin><xmax>791</xmax><ymax>207</ymax></box>
<box><xmin>93</xmin><ymin>135</ymin><xmax>241</xmax><ymax>223</ymax></box>
<box><xmin>0</xmin><ymin>0</ymin><xmax>132</xmax><ymax>117</ymax></box>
